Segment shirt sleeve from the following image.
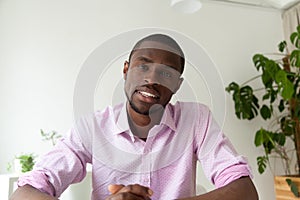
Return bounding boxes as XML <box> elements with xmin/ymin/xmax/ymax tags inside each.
<box><xmin>17</xmin><ymin>124</ymin><xmax>92</xmax><ymax>197</ymax></box>
<box><xmin>195</xmin><ymin>107</ymin><xmax>253</xmax><ymax>188</ymax></box>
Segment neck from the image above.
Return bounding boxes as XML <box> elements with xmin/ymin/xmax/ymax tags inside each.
<box><xmin>126</xmin><ymin>102</ymin><xmax>165</xmax><ymax>139</ymax></box>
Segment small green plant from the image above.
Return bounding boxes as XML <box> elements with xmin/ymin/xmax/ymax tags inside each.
<box><xmin>15</xmin><ymin>153</ymin><xmax>36</xmax><ymax>173</ymax></box>
<box><xmin>40</xmin><ymin>129</ymin><xmax>62</xmax><ymax>146</ymax></box>
<box><xmin>6</xmin><ymin>162</ymin><xmax>12</xmax><ymax>172</ymax></box>
<box><xmin>7</xmin><ymin>129</ymin><xmax>62</xmax><ymax>174</ymax></box>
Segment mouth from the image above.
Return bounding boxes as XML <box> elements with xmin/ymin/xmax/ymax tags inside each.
<box><xmin>137</xmin><ymin>90</ymin><xmax>160</xmax><ymax>99</ymax></box>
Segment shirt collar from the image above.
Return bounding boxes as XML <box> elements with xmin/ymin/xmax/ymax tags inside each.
<box><xmin>160</xmin><ymin>103</ymin><xmax>177</xmax><ymax>131</ymax></box>
<box><xmin>114</xmin><ymin>102</ymin><xmax>177</xmax><ymax>135</ymax></box>
<box><xmin>114</xmin><ymin>103</ymin><xmax>130</xmax><ymax>135</ymax></box>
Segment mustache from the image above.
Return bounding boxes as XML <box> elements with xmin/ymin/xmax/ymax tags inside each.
<box><xmin>135</xmin><ymin>84</ymin><xmax>159</xmax><ymax>92</ymax></box>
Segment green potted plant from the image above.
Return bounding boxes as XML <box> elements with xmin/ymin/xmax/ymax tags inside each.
<box><xmin>7</xmin><ymin>130</ymin><xmax>61</xmax><ymax>174</ymax></box>
<box><xmin>226</xmin><ymin>25</ymin><xmax>300</xmax><ymax>198</ymax></box>
<box><xmin>14</xmin><ymin>153</ymin><xmax>36</xmax><ymax>173</ymax></box>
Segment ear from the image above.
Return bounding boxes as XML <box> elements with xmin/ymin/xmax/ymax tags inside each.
<box><xmin>173</xmin><ymin>77</ymin><xmax>184</xmax><ymax>94</ymax></box>
<box><xmin>123</xmin><ymin>61</ymin><xmax>129</xmax><ymax>80</ymax></box>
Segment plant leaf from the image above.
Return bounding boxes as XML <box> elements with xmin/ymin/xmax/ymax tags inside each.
<box><xmin>253</xmin><ymin>54</ymin><xmax>267</xmax><ymax>71</ymax></box>
<box><xmin>257</xmin><ymin>156</ymin><xmax>267</xmax><ymax>174</ymax></box>
<box><xmin>260</xmin><ymin>105</ymin><xmax>271</xmax><ymax>120</ymax></box>
<box><xmin>290</xmin><ymin>50</ymin><xmax>300</xmax><ymax>67</ymax></box>
<box><xmin>281</xmin><ymin>80</ymin><xmax>294</xmax><ymax>100</ymax></box>
<box><xmin>262</xmin><ymin>92</ymin><xmax>270</xmax><ymax>100</ymax></box>
<box><xmin>254</xmin><ymin>128</ymin><xmax>276</xmax><ymax>154</ymax></box>
<box><xmin>225</xmin><ymin>82</ymin><xmax>239</xmax><ymax>93</ymax></box>
<box><xmin>274</xmin><ymin>133</ymin><xmax>286</xmax><ymax>146</ymax></box>
<box><xmin>291</xmin><ymin>31</ymin><xmax>300</xmax><ymax>49</ymax></box>
<box><xmin>278</xmin><ymin>41</ymin><xmax>287</xmax><ymax>52</ymax></box>
<box><xmin>261</xmin><ymin>71</ymin><xmax>273</xmax><ymax>88</ymax></box>
<box><xmin>270</xmin><ymin>89</ymin><xmax>278</xmax><ymax>103</ymax></box>
<box><xmin>275</xmin><ymin>70</ymin><xmax>294</xmax><ymax>100</ymax></box>
<box><xmin>265</xmin><ymin>60</ymin><xmax>280</xmax><ymax>79</ymax></box>
<box><xmin>255</xmin><ymin>129</ymin><xmax>264</xmax><ymax>147</ymax></box>
<box><xmin>226</xmin><ymin>82</ymin><xmax>259</xmax><ymax>120</ymax></box>
<box><xmin>254</xmin><ymin>128</ymin><xmax>272</xmax><ymax>147</ymax></box>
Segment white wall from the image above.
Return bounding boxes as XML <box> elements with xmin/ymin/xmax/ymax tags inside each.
<box><xmin>0</xmin><ymin>0</ymin><xmax>284</xmax><ymax>199</ymax></box>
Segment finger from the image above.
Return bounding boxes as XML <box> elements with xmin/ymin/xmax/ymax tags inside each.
<box><xmin>108</xmin><ymin>184</ymin><xmax>125</xmax><ymax>194</ymax></box>
<box><xmin>118</xmin><ymin>184</ymin><xmax>153</xmax><ymax>198</ymax></box>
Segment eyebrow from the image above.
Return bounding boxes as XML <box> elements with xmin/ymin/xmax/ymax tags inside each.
<box><xmin>136</xmin><ymin>56</ymin><xmax>174</xmax><ymax>69</ymax></box>
<box><xmin>137</xmin><ymin>56</ymin><xmax>153</xmax><ymax>63</ymax></box>
<box><xmin>134</xmin><ymin>55</ymin><xmax>180</xmax><ymax>74</ymax></box>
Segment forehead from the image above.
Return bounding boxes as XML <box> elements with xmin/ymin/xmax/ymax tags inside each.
<box><xmin>134</xmin><ymin>40</ymin><xmax>181</xmax><ymax>55</ymax></box>
<box><xmin>130</xmin><ymin>41</ymin><xmax>183</xmax><ymax>71</ymax></box>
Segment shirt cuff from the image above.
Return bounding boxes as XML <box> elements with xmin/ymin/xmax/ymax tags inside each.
<box><xmin>17</xmin><ymin>170</ymin><xmax>56</xmax><ymax>196</ymax></box>
<box><xmin>214</xmin><ymin>163</ymin><xmax>253</xmax><ymax>188</ymax></box>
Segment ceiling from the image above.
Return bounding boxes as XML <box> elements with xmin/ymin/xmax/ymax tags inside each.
<box><xmin>208</xmin><ymin>0</ymin><xmax>300</xmax><ymax>10</ymax></box>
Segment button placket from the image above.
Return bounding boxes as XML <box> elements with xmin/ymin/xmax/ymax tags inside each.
<box><xmin>140</xmin><ymin>137</ymin><xmax>153</xmax><ymax>187</ymax></box>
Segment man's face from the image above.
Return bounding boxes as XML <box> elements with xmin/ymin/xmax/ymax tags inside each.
<box><xmin>123</xmin><ymin>41</ymin><xmax>183</xmax><ymax>115</ymax></box>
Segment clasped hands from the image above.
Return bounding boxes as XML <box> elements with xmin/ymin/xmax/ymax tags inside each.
<box><xmin>105</xmin><ymin>184</ymin><xmax>154</xmax><ymax>200</ymax></box>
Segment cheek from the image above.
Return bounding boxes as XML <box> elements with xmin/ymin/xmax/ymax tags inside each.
<box><xmin>124</xmin><ymin>80</ymin><xmax>132</xmax><ymax>94</ymax></box>
<box><xmin>124</xmin><ymin>76</ymin><xmax>137</xmax><ymax>96</ymax></box>
<box><xmin>126</xmin><ymin>72</ymin><xmax>144</xmax><ymax>88</ymax></box>
<box><xmin>128</xmin><ymin>72</ymin><xmax>141</xmax><ymax>82</ymax></box>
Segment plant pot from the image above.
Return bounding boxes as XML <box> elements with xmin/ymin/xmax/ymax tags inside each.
<box><xmin>275</xmin><ymin>175</ymin><xmax>300</xmax><ymax>199</ymax></box>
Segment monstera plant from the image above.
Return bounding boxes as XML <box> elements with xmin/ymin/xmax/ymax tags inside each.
<box><xmin>226</xmin><ymin>26</ymin><xmax>300</xmax><ymax>197</ymax></box>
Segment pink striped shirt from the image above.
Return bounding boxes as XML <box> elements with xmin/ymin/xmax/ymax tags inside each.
<box><xmin>18</xmin><ymin>102</ymin><xmax>252</xmax><ymax>200</ymax></box>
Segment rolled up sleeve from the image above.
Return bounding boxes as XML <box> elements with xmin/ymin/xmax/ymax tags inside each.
<box><xmin>196</xmin><ymin>110</ymin><xmax>252</xmax><ymax>188</ymax></box>
<box><xmin>17</xmin><ymin>126</ymin><xmax>92</xmax><ymax>197</ymax></box>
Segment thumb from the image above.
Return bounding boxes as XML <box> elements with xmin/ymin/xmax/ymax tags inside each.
<box><xmin>108</xmin><ymin>184</ymin><xmax>125</xmax><ymax>194</ymax></box>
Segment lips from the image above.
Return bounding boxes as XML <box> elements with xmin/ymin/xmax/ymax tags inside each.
<box><xmin>138</xmin><ymin>91</ymin><xmax>159</xmax><ymax>99</ymax></box>
<box><xmin>135</xmin><ymin>87</ymin><xmax>160</xmax><ymax>101</ymax></box>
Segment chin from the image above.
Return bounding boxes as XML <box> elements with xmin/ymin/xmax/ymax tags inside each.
<box><xmin>129</xmin><ymin>101</ymin><xmax>150</xmax><ymax>115</ymax></box>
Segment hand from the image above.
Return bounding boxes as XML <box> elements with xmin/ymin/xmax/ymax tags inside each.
<box><xmin>105</xmin><ymin>184</ymin><xmax>153</xmax><ymax>200</ymax></box>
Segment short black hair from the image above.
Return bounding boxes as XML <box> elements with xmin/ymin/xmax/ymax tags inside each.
<box><xmin>128</xmin><ymin>34</ymin><xmax>185</xmax><ymax>74</ymax></box>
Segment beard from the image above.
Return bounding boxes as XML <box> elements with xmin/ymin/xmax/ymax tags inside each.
<box><xmin>125</xmin><ymin>90</ymin><xmax>150</xmax><ymax>115</ymax></box>
<box><xmin>129</xmin><ymin>100</ymin><xmax>149</xmax><ymax>115</ymax></box>
<box><xmin>125</xmin><ymin>90</ymin><xmax>166</xmax><ymax>116</ymax></box>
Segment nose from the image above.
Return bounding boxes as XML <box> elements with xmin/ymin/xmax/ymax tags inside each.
<box><xmin>143</xmin><ymin>67</ymin><xmax>161</xmax><ymax>85</ymax></box>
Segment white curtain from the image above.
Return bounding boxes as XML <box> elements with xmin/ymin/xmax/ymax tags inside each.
<box><xmin>282</xmin><ymin>2</ymin><xmax>300</xmax><ymax>52</ymax></box>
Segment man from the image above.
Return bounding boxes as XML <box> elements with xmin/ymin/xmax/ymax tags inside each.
<box><xmin>10</xmin><ymin>34</ymin><xmax>258</xmax><ymax>200</ymax></box>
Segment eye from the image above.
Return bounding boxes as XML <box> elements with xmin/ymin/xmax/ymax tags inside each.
<box><xmin>137</xmin><ymin>64</ymin><xmax>149</xmax><ymax>72</ymax></box>
<box><xmin>160</xmin><ymin>70</ymin><xmax>172</xmax><ymax>79</ymax></box>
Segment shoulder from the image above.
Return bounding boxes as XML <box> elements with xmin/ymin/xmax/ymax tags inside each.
<box><xmin>66</xmin><ymin>103</ymin><xmax>124</xmax><ymax>151</ymax></box>
<box><xmin>170</xmin><ymin>101</ymin><xmax>211</xmax><ymax>117</ymax></box>
<box><xmin>94</xmin><ymin>103</ymin><xmax>123</xmax><ymax>119</ymax></box>
<box><xmin>166</xmin><ymin>101</ymin><xmax>212</xmax><ymax>131</ymax></box>
<box><xmin>72</xmin><ymin>103</ymin><xmax>124</xmax><ymax>140</ymax></box>
<box><xmin>77</xmin><ymin>103</ymin><xmax>123</xmax><ymax>126</ymax></box>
